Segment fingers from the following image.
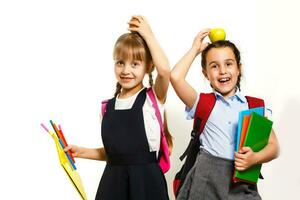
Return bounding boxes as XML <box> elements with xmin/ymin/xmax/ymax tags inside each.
<box><xmin>128</xmin><ymin>20</ymin><xmax>140</xmax><ymax>28</ymax></box>
<box><xmin>131</xmin><ymin>15</ymin><xmax>145</xmax><ymax>23</ymax></box>
<box><xmin>234</xmin><ymin>152</ymin><xmax>246</xmax><ymax>160</ymax></box>
<box><xmin>235</xmin><ymin>157</ymin><xmax>247</xmax><ymax>171</ymax></box>
<box><xmin>235</xmin><ymin>166</ymin><xmax>246</xmax><ymax>171</ymax></box>
<box><xmin>197</xmin><ymin>29</ymin><xmax>210</xmax><ymax>38</ymax></box>
<box><xmin>240</xmin><ymin>146</ymin><xmax>251</xmax><ymax>153</ymax></box>
<box><xmin>193</xmin><ymin>29</ymin><xmax>210</xmax><ymax>49</ymax></box>
<box><xmin>64</xmin><ymin>145</ymin><xmax>72</xmax><ymax>152</ymax></box>
<box><xmin>129</xmin><ymin>15</ymin><xmax>143</xmax><ymax>26</ymax></box>
<box><xmin>128</xmin><ymin>16</ymin><xmax>141</xmax><ymax>32</ymax></box>
<box><xmin>64</xmin><ymin>145</ymin><xmax>80</xmax><ymax>157</ymax></box>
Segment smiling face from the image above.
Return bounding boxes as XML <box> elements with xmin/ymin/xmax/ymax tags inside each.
<box><xmin>202</xmin><ymin>47</ymin><xmax>241</xmax><ymax>98</ymax></box>
<box><xmin>114</xmin><ymin>58</ymin><xmax>147</xmax><ymax>95</ymax></box>
<box><xmin>113</xmin><ymin>33</ymin><xmax>153</xmax><ymax>97</ymax></box>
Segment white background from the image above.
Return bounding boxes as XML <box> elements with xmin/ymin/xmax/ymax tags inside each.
<box><xmin>0</xmin><ymin>0</ymin><xmax>299</xmax><ymax>199</ymax></box>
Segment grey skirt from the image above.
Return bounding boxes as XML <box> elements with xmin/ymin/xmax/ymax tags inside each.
<box><xmin>176</xmin><ymin>150</ymin><xmax>262</xmax><ymax>200</ymax></box>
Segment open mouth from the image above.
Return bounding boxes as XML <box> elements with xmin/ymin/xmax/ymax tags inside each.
<box><xmin>218</xmin><ymin>77</ymin><xmax>230</xmax><ymax>84</ymax></box>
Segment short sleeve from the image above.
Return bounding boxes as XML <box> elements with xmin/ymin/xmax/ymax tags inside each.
<box><xmin>185</xmin><ymin>94</ymin><xmax>200</xmax><ymax>120</ymax></box>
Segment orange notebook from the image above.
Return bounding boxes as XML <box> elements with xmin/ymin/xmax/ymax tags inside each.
<box><xmin>239</xmin><ymin>115</ymin><xmax>251</xmax><ymax>149</ymax></box>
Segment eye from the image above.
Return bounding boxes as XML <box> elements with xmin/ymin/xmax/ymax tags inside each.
<box><xmin>131</xmin><ymin>61</ymin><xmax>141</xmax><ymax>68</ymax></box>
<box><xmin>210</xmin><ymin>64</ymin><xmax>218</xmax><ymax>69</ymax></box>
<box><xmin>226</xmin><ymin>62</ymin><xmax>233</xmax><ymax>67</ymax></box>
<box><xmin>115</xmin><ymin>60</ymin><xmax>124</xmax><ymax>67</ymax></box>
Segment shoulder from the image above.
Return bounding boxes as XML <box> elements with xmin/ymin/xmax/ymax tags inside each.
<box><xmin>99</xmin><ymin>97</ymin><xmax>114</xmax><ymax>119</ymax></box>
<box><xmin>185</xmin><ymin>92</ymin><xmax>215</xmax><ymax>120</ymax></box>
<box><xmin>145</xmin><ymin>87</ymin><xmax>165</xmax><ymax>119</ymax></box>
<box><xmin>245</xmin><ymin>95</ymin><xmax>273</xmax><ymax>119</ymax></box>
<box><xmin>145</xmin><ymin>88</ymin><xmax>165</xmax><ymax>110</ymax></box>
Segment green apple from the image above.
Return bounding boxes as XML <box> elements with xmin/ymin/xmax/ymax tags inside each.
<box><xmin>209</xmin><ymin>28</ymin><xmax>226</xmax><ymax>43</ymax></box>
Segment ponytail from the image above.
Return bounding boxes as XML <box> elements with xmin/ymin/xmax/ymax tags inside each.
<box><xmin>149</xmin><ymin>72</ymin><xmax>153</xmax><ymax>87</ymax></box>
<box><xmin>163</xmin><ymin>111</ymin><xmax>173</xmax><ymax>155</ymax></box>
<box><xmin>114</xmin><ymin>82</ymin><xmax>122</xmax><ymax>97</ymax></box>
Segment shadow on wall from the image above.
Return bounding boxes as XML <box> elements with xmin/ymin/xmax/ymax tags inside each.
<box><xmin>258</xmin><ymin>96</ymin><xmax>300</xmax><ymax>199</ymax></box>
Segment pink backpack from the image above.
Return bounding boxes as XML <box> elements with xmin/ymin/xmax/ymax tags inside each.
<box><xmin>101</xmin><ymin>88</ymin><xmax>170</xmax><ymax>173</ymax></box>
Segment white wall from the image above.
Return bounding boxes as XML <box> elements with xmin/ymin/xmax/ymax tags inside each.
<box><xmin>0</xmin><ymin>0</ymin><xmax>298</xmax><ymax>199</ymax></box>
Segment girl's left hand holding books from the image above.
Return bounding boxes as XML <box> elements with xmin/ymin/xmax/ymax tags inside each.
<box><xmin>234</xmin><ymin>147</ymin><xmax>258</xmax><ymax>171</ymax></box>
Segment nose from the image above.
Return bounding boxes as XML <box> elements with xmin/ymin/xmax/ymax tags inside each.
<box><xmin>219</xmin><ymin>65</ymin><xmax>227</xmax><ymax>74</ymax></box>
<box><xmin>121</xmin><ymin>64</ymin><xmax>131</xmax><ymax>74</ymax></box>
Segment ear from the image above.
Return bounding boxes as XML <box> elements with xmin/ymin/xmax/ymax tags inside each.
<box><xmin>202</xmin><ymin>68</ymin><xmax>209</xmax><ymax>80</ymax></box>
<box><xmin>238</xmin><ymin>64</ymin><xmax>242</xmax><ymax>76</ymax></box>
<box><xmin>146</xmin><ymin>62</ymin><xmax>154</xmax><ymax>73</ymax></box>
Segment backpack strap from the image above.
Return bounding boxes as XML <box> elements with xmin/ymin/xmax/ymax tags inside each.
<box><xmin>147</xmin><ymin>87</ymin><xmax>170</xmax><ymax>173</ymax></box>
<box><xmin>194</xmin><ymin>93</ymin><xmax>216</xmax><ymax>135</ymax></box>
<box><xmin>147</xmin><ymin>88</ymin><xmax>164</xmax><ymax>136</ymax></box>
<box><xmin>245</xmin><ymin>96</ymin><xmax>265</xmax><ymax>109</ymax></box>
<box><xmin>100</xmin><ymin>89</ymin><xmax>164</xmax><ymax>129</ymax></box>
<box><xmin>179</xmin><ymin>93</ymin><xmax>216</xmax><ymax>161</ymax></box>
<box><xmin>101</xmin><ymin>100</ymin><xmax>109</xmax><ymax>116</ymax></box>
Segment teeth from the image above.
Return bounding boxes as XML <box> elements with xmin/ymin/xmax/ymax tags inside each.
<box><xmin>220</xmin><ymin>78</ymin><xmax>229</xmax><ymax>82</ymax></box>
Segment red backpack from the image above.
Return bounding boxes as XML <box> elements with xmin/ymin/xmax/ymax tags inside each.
<box><xmin>173</xmin><ymin>93</ymin><xmax>264</xmax><ymax>197</ymax></box>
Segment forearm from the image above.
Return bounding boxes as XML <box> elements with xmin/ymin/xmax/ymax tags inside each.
<box><xmin>171</xmin><ymin>47</ymin><xmax>198</xmax><ymax>82</ymax></box>
<box><xmin>78</xmin><ymin>147</ymin><xmax>107</xmax><ymax>161</ymax></box>
<box><xmin>254</xmin><ymin>143</ymin><xmax>279</xmax><ymax>165</ymax></box>
<box><xmin>143</xmin><ymin>33</ymin><xmax>170</xmax><ymax>103</ymax></box>
<box><xmin>170</xmin><ymin>48</ymin><xmax>198</xmax><ymax>108</ymax></box>
<box><xmin>143</xmin><ymin>33</ymin><xmax>170</xmax><ymax>76</ymax></box>
<box><xmin>254</xmin><ymin>131</ymin><xmax>279</xmax><ymax>165</ymax></box>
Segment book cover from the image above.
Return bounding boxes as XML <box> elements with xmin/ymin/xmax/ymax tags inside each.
<box><xmin>239</xmin><ymin>115</ymin><xmax>251</xmax><ymax>150</ymax></box>
<box><xmin>234</xmin><ymin>112</ymin><xmax>273</xmax><ymax>184</ymax></box>
<box><xmin>52</xmin><ymin>133</ymin><xmax>87</xmax><ymax>200</ymax></box>
<box><xmin>235</xmin><ymin>107</ymin><xmax>264</xmax><ymax>151</ymax></box>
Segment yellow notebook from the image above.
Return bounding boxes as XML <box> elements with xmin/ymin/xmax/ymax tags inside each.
<box><xmin>50</xmin><ymin>132</ymin><xmax>87</xmax><ymax>200</ymax></box>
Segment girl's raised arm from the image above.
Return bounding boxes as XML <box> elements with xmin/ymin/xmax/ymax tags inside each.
<box><xmin>128</xmin><ymin>15</ymin><xmax>170</xmax><ymax>104</ymax></box>
<box><xmin>171</xmin><ymin>30</ymin><xmax>210</xmax><ymax>109</ymax></box>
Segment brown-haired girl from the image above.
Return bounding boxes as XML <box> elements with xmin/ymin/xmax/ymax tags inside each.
<box><xmin>171</xmin><ymin>29</ymin><xmax>279</xmax><ymax>199</ymax></box>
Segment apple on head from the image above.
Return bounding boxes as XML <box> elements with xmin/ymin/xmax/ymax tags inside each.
<box><xmin>209</xmin><ymin>28</ymin><xmax>226</xmax><ymax>43</ymax></box>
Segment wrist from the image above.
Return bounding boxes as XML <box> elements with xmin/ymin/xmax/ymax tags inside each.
<box><xmin>141</xmin><ymin>31</ymin><xmax>155</xmax><ymax>41</ymax></box>
<box><xmin>252</xmin><ymin>152</ymin><xmax>262</xmax><ymax>165</ymax></box>
<box><xmin>189</xmin><ymin>47</ymin><xmax>199</xmax><ymax>57</ymax></box>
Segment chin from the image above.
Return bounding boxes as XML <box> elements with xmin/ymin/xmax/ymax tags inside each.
<box><xmin>215</xmin><ymin>86</ymin><xmax>236</xmax><ymax>96</ymax></box>
<box><xmin>121</xmin><ymin>83</ymin><xmax>142</xmax><ymax>91</ymax></box>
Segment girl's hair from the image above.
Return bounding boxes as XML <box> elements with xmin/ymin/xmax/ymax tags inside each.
<box><xmin>164</xmin><ymin>111</ymin><xmax>173</xmax><ymax>153</ymax></box>
<box><xmin>112</xmin><ymin>32</ymin><xmax>173</xmax><ymax>150</ymax></box>
<box><xmin>201</xmin><ymin>40</ymin><xmax>242</xmax><ymax>89</ymax></box>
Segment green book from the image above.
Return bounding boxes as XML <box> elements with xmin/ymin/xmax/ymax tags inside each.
<box><xmin>234</xmin><ymin>112</ymin><xmax>273</xmax><ymax>184</ymax></box>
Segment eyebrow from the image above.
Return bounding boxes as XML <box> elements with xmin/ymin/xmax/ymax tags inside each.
<box><xmin>208</xmin><ymin>59</ymin><xmax>235</xmax><ymax>66</ymax></box>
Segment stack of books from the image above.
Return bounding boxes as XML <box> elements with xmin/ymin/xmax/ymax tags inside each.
<box><xmin>233</xmin><ymin>108</ymin><xmax>273</xmax><ymax>184</ymax></box>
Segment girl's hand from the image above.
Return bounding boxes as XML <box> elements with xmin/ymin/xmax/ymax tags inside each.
<box><xmin>127</xmin><ymin>15</ymin><xmax>153</xmax><ymax>38</ymax></box>
<box><xmin>64</xmin><ymin>145</ymin><xmax>84</xmax><ymax>158</ymax></box>
<box><xmin>234</xmin><ymin>147</ymin><xmax>258</xmax><ymax>171</ymax></box>
<box><xmin>191</xmin><ymin>29</ymin><xmax>210</xmax><ymax>55</ymax></box>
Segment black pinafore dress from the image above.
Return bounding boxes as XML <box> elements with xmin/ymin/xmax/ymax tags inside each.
<box><xmin>96</xmin><ymin>88</ymin><xmax>169</xmax><ymax>200</ymax></box>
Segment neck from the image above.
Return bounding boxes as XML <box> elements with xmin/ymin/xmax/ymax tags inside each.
<box><xmin>118</xmin><ymin>84</ymin><xmax>144</xmax><ymax>99</ymax></box>
<box><xmin>215</xmin><ymin>87</ymin><xmax>237</xmax><ymax>100</ymax></box>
